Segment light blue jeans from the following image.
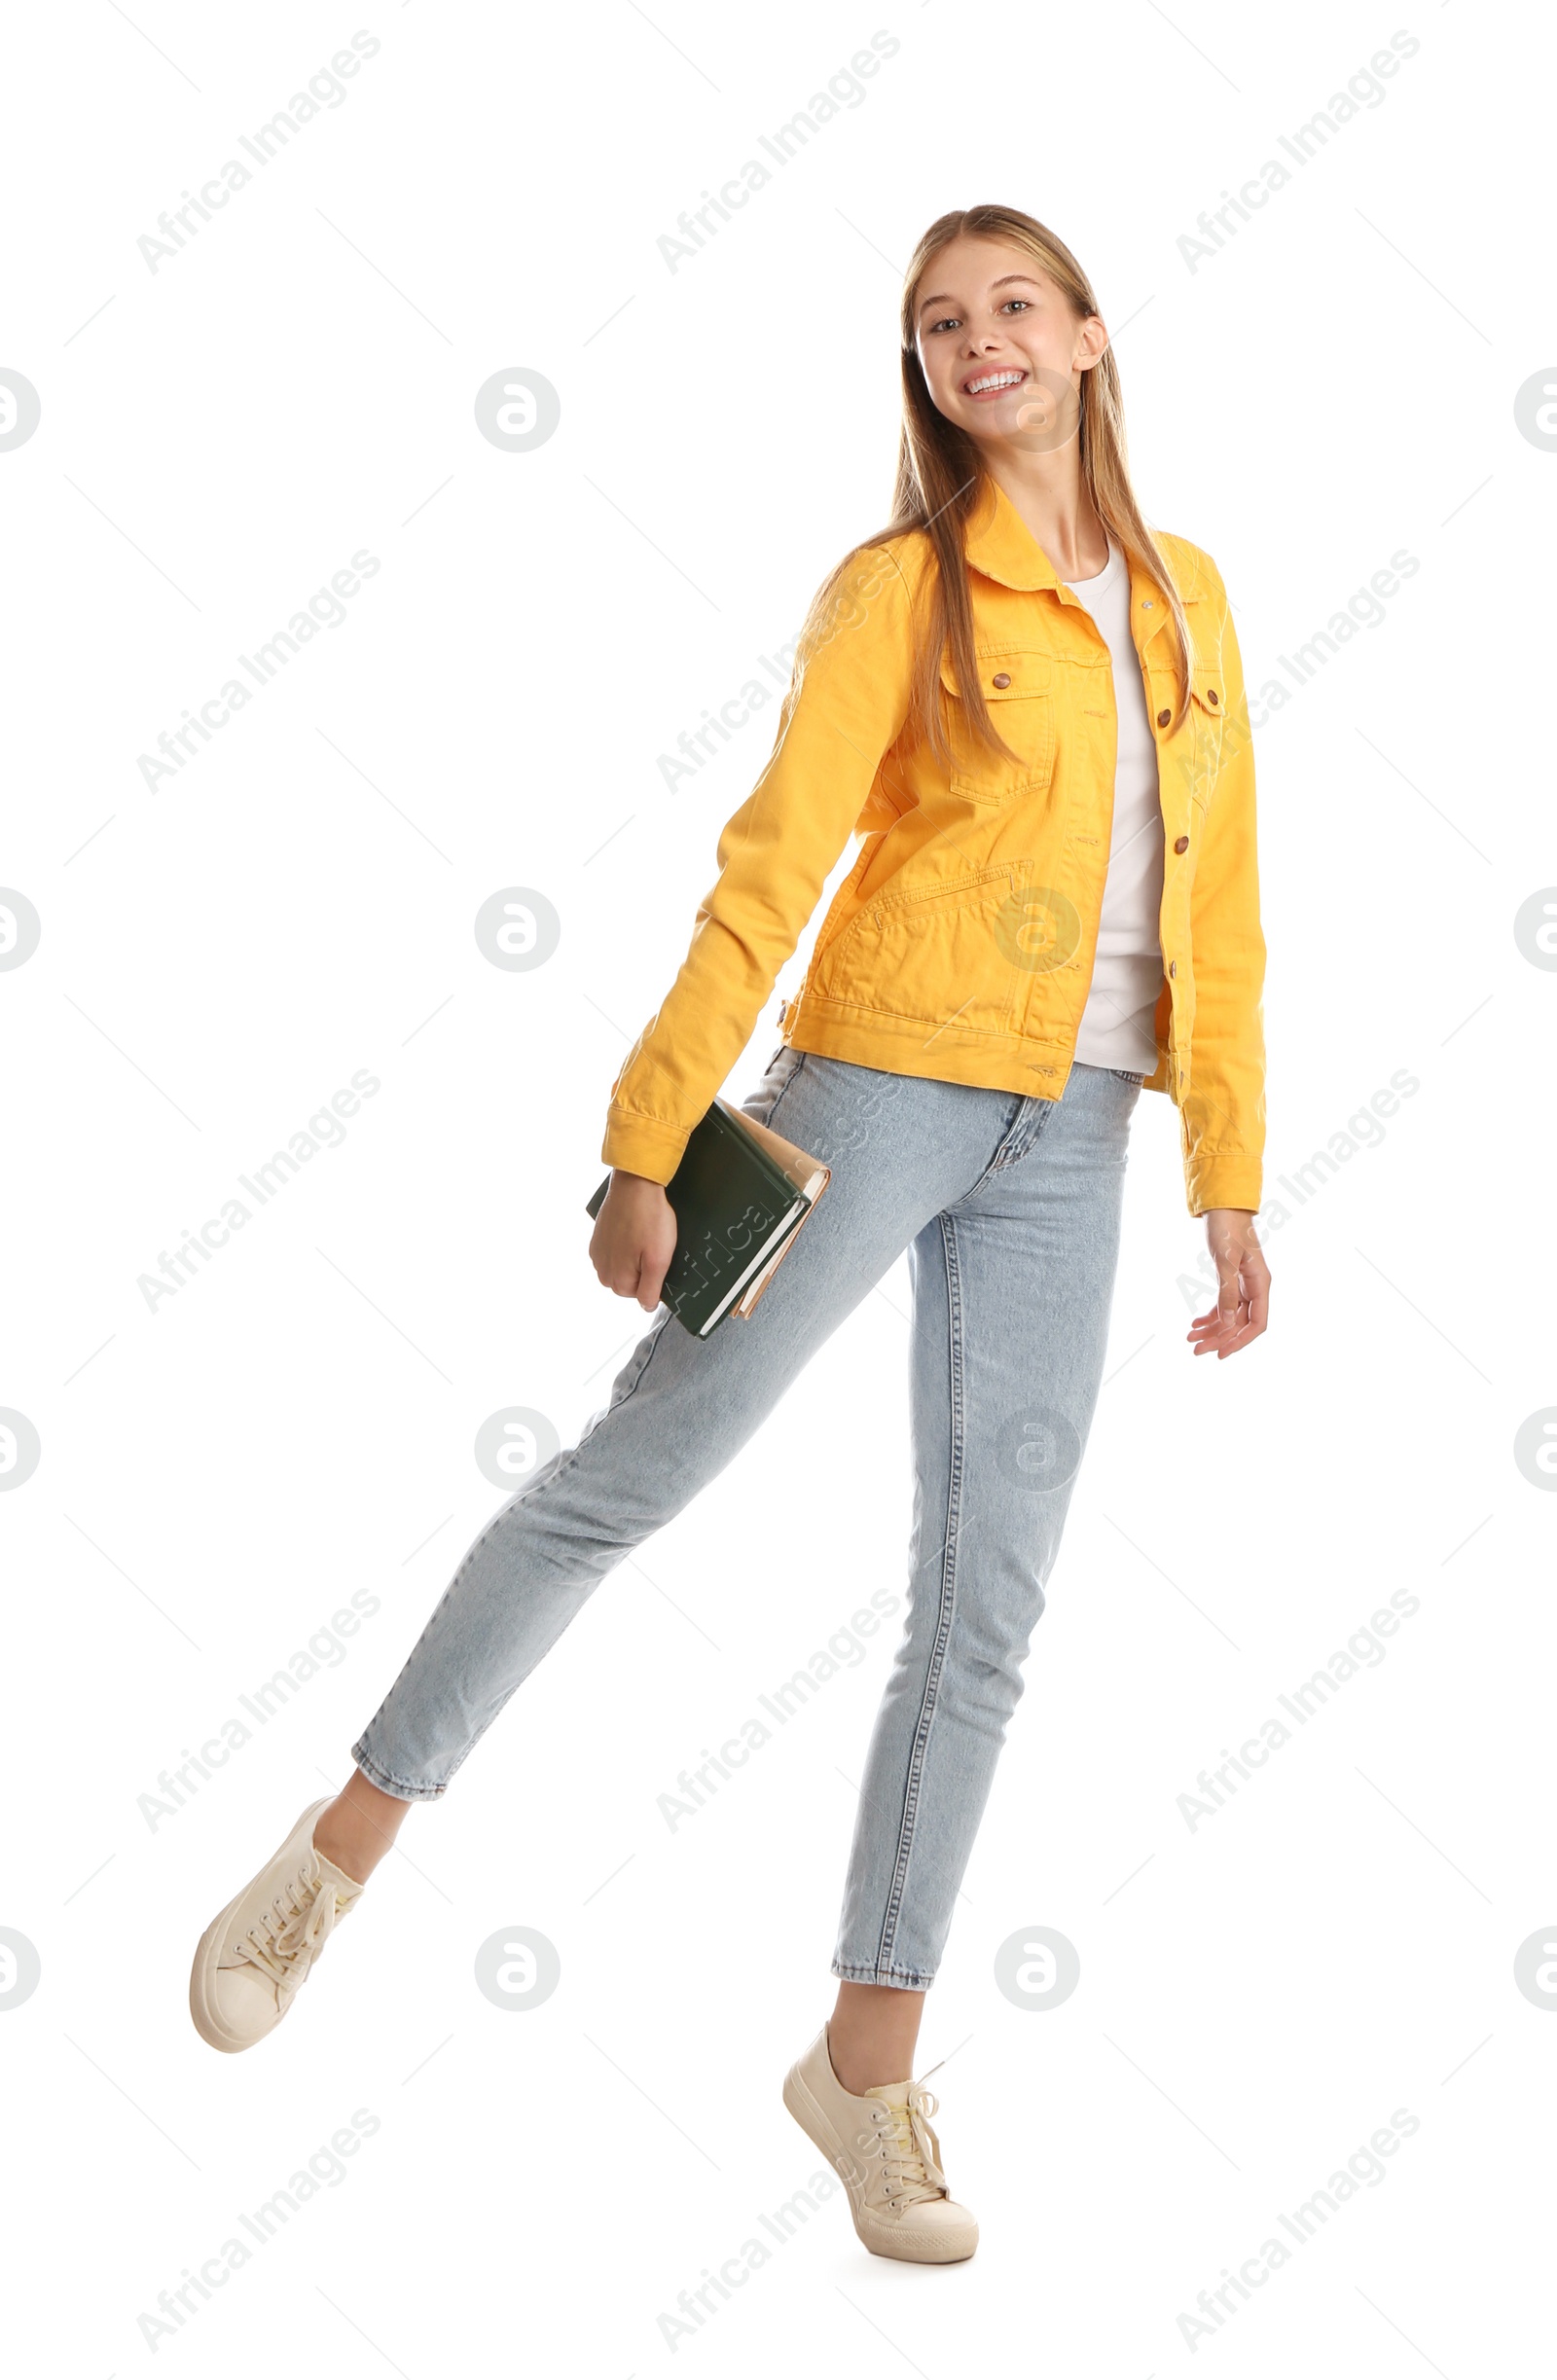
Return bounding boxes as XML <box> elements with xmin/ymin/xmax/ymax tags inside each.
<box><xmin>352</xmin><ymin>1047</ymin><xmax>1142</xmax><ymax>1989</ymax></box>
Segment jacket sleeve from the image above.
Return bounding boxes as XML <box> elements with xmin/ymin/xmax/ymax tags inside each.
<box><xmin>601</xmin><ymin>544</ymin><xmax>920</xmax><ymax>1183</ymax></box>
<box><xmin>1179</xmin><ymin>580</ymin><xmax>1268</xmax><ymax>1216</ymax></box>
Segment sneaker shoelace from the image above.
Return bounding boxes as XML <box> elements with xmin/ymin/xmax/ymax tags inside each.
<box><xmin>235</xmin><ymin>1862</ymin><xmax>351</xmax><ymax>2005</ymax></box>
<box><xmin>870</xmin><ymin>2079</ymin><xmax>949</xmax><ymax>2212</ymax></box>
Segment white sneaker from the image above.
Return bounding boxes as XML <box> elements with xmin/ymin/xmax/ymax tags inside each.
<box><xmin>190</xmin><ymin>1797</ymin><xmax>366</xmax><ymax>2053</ymax></box>
<box><xmin>783</xmin><ymin>2023</ymin><xmax>979</xmax><ymax>2263</ymax></box>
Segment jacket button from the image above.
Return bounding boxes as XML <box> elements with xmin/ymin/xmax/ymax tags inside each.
<box><xmin>992</xmin><ymin>671</ymin><xmax>1011</xmax><ymax>689</ymax></box>
<box><xmin>1156</xmin><ymin>707</ymin><xmax>1171</xmax><ymax>728</ymax></box>
<box><xmin>1169</xmin><ymin>960</ymin><xmax>1177</xmax><ymax>978</ymax></box>
<box><xmin>1174</xmin><ymin>834</ymin><xmax>1189</xmax><ymax>854</ymax></box>
<box><xmin>1207</xmin><ymin>688</ymin><xmax>1219</xmax><ymax>705</ymax></box>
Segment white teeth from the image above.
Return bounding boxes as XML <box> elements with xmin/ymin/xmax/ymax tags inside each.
<box><xmin>966</xmin><ymin>369</ymin><xmax>1025</xmax><ymax>395</ymax></box>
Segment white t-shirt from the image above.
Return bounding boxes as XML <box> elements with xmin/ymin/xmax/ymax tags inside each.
<box><xmin>1061</xmin><ymin>536</ymin><xmax>1165</xmax><ymax>1073</ymax></box>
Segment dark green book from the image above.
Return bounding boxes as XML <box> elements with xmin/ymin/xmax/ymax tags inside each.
<box><xmin>585</xmin><ymin>1097</ymin><xmax>831</xmax><ymax>1338</ymax></box>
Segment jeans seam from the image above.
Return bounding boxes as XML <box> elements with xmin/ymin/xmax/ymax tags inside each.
<box><xmin>953</xmin><ymin>1087</ymin><xmax>1057</xmax><ymax>1199</ymax></box>
<box><xmin>769</xmin><ymin>1049</ymin><xmax>807</xmax><ymax>1122</ymax></box>
<box><xmin>1008</xmin><ymin>1087</ymin><xmax>1060</xmax><ymax>1165</ymax></box>
<box><xmin>485</xmin><ymin>1301</ymin><xmax>674</xmax><ymax>1534</ymax></box>
<box><xmin>353</xmin><ymin>1296</ymin><xmax>680</xmax><ymax>1796</ymax></box>
<box><xmin>349</xmin><ymin>1741</ymin><xmax>448</xmax><ymax>1801</ymax></box>
<box><xmin>355</xmin><ymin>1050</ymin><xmax>810</xmax><ymax>1801</ymax></box>
<box><xmin>830</xmin><ymin>1959</ymin><xmax>936</xmax><ymax>1991</ymax></box>
<box><xmin>875</xmin><ymin>1206</ymin><xmax>966</xmax><ymax>1975</ymax></box>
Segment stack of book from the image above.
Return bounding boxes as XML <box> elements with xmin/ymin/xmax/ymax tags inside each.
<box><xmin>586</xmin><ymin>1098</ymin><xmax>831</xmax><ymax>1338</ymax></box>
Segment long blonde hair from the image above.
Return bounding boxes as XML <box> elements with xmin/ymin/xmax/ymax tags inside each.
<box><xmin>797</xmin><ymin>202</ymin><xmax>1195</xmax><ymax>763</ymax></box>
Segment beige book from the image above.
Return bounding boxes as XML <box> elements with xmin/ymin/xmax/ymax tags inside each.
<box><xmin>714</xmin><ymin>1100</ymin><xmax>831</xmax><ymax>1319</ymax></box>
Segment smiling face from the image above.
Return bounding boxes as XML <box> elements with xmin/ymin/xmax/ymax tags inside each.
<box><xmin>912</xmin><ymin>234</ymin><xmax>1108</xmax><ymax>452</ymax></box>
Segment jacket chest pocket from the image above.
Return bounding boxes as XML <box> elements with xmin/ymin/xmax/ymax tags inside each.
<box><xmin>1168</xmin><ymin>661</ymin><xmax>1227</xmax><ymax>812</ymax></box>
<box><xmin>938</xmin><ymin>647</ymin><xmax>1057</xmax><ymax>807</ymax></box>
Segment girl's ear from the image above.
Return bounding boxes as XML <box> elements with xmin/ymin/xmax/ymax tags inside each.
<box><xmin>1074</xmin><ymin>314</ymin><xmax>1110</xmax><ymax>371</ymax></box>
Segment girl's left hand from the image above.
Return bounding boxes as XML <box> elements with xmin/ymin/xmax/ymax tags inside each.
<box><xmin>1187</xmin><ymin>1209</ymin><xmax>1270</xmax><ymax>1358</ymax></box>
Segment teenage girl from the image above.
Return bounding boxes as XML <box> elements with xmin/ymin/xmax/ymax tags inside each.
<box><xmin>190</xmin><ymin>202</ymin><xmax>1270</xmax><ymax>2267</ymax></box>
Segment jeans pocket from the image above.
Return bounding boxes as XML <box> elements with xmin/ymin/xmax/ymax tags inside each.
<box><xmin>1106</xmin><ymin>1067</ymin><xmax>1145</xmax><ymax>1085</ymax></box>
<box><xmin>742</xmin><ymin>1043</ymin><xmax>805</xmax><ymax>1130</ymax></box>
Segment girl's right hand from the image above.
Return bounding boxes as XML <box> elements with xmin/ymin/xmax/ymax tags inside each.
<box><xmin>589</xmin><ymin>1170</ymin><xmax>679</xmax><ymax>1311</ymax></box>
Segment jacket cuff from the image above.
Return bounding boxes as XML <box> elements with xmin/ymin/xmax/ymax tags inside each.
<box><xmin>600</xmin><ymin>1106</ymin><xmax>692</xmax><ymax>1186</ymax></box>
<box><xmin>1186</xmin><ymin>1149</ymin><xmax>1263</xmax><ymax>1216</ymax></box>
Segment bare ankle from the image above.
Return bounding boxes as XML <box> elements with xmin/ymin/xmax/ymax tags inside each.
<box><xmin>830</xmin><ymin>2044</ymin><xmax>887</xmax><ymax>2096</ymax></box>
<box><xmin>828</xmin><ymin>1983</ymin><xmax>925</xmax><ymax>2094</ymax></box>
<box><xmin>313</xmin><ymin>1773</ymin><xmax>411</xmax><ymax>1883</ymax></box>
<box><xmin>831</xmin><ymin>2043</ymin><xmax>916</xmax><ymax>2096</ymax></box>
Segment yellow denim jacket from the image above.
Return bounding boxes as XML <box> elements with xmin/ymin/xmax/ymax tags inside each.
<box><xmin>603</xmin><ymin>475</ymin><xmax>1266</xmax><ymax>1216</ymax></box>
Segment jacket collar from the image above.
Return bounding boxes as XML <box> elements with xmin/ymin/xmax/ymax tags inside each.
<box><xmin>960</xmin><ymin>472</ymin><xmax>1206</xmax><ymax>608</ymax></box>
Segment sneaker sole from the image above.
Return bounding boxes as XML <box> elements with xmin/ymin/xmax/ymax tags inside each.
<box><xmin>781</xmin><ymin>2060</ymin><xmax>977</xmax><ymax>2264</ymax></box>
<box><xmin>189</xmin><ymin>1796</ymin><xmax>335</xmax><ymax>2054</ymax></box>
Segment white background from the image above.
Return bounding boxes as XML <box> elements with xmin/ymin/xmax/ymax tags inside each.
<box><xmin>4</xmin><ymin>1</ymin><xmax>1554</xmax><ymax>2370</ymax></box>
